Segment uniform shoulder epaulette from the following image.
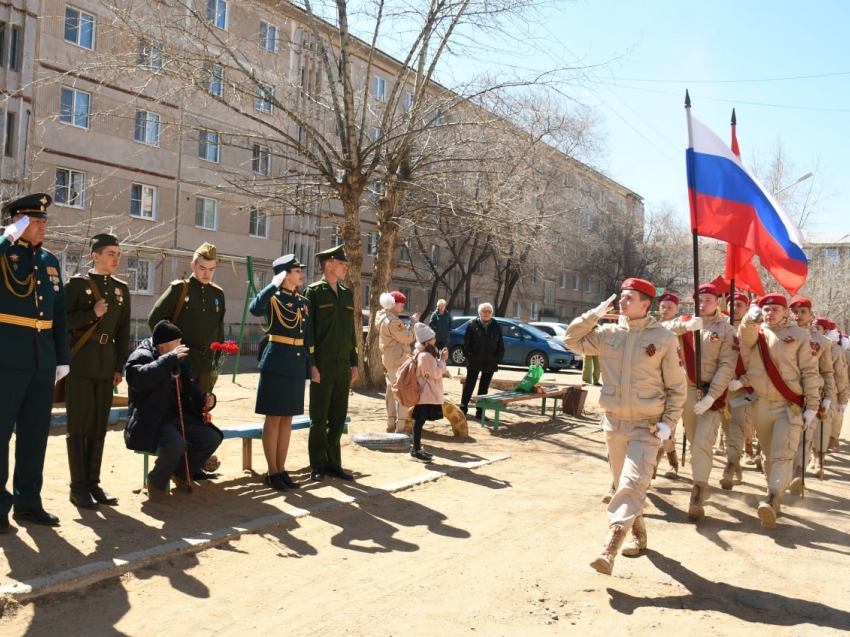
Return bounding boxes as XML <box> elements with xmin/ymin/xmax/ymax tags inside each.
<box><xmin>305</xmin><ymin>280</ymin><xmax>323</xmax><ymax>290</ymax></box>
<box><xmin>210</xmin><ymin>281</ymin><xmax>223</xmax><ymax>291</ymax></box>
<box><xmin>41</xmin><ymin>247</ymin><xmax>59</xmax><ymax>259</ymax></box>
<box><xmin>111</xmin><ymin>275</ymin><xmax>129</xmax><ymax>286</ymax></box>
<box><xmin>69</xmin><ymin>273</ymin><xmax>87</xmax><ymax>280</ymax></box>
<box><xmin>170</xmin><ymin>278</ymin><xmax>186</xmax><ymax>286</ymax></box>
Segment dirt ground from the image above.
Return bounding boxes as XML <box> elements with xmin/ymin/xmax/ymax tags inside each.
<box><xmin>2</xmin><ymin>366</ymin><xmax>850</xmax><ymax>636</ymax></box>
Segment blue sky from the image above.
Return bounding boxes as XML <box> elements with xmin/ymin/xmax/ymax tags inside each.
<box><xmin>448</xmin><ymin>0</ymin><xmax>849</xmax><ymax>233</ymax></box>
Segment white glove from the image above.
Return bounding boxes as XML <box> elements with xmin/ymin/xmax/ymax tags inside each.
<box><xmin>803</xmin><ymin>408</ymin><xmax>818</xmax><ymax>425</ymax></box>
<box><xmin>55</xmin><ymin>365</ymin><xmax>70</xmax><ymax>383</ymax></box>
<box><xmin>840</xmin><ymin>404</ymin><xmax>847</xmax><ymax>414</ymax></box>
<box><xmin>693</xmin><ymin>395</ymin><xmax>714</xmax><ymax>416</ymax></box>
<box><xmin>271</xmin><ymin>272</ymin><xmax>285</xmax><ymax>287</ymax></box>
<box><xmin>593</xmin><ymin>294</ymin><xmax>617</xmax><ymax>318</ymax></box>
<box><xmin>683</xmin><ymin>316</ymin><xmax>703</xmax><ymax>332</ymax></box>
<box><xmin>655</xmin><ymin>422</ymin><xmax>671</xmax><ymax>440</ymax></box>
<box><xmin>841</xmin><ymin>335</ymin><xmax>850</xmax><ymax>349</ymax></box>
<box><xmin>826</xmin><ymin>329</ymin><xmax>841</xmax><ymax>344</ymax></box>
<box><xmin>728</xmin><ymin>379</ymin><xmax>743</xmax><ymax>392</ymax></box>
<box><xmin>4</xmin><ymin>215</ymin><xmax>30</xmax><ymax>242</ymax></box>
<box><xmin>747</xmin><ymin>305</ymin><xmax>761</xmax><ymax>320</ymax></box>
<box><xmin>822</xmin><ymin>398</ymin><xmax>832</xmax><ymax>412</ymax></box>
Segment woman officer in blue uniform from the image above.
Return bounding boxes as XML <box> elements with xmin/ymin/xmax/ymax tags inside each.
<box><xmin>250</xmin><ymin>254</ymin><xmax>311</xmax><ymax>491</ymax></box>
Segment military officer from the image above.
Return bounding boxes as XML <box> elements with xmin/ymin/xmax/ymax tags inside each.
<box><xmin>148</xmin><ymin>242</ymin><xmax>225</xmax><ymax>393</ymax></box>
<box><xmin>304</xmin><ymin>244</ymin><xmax>358</xmax><ymax>482</ymax></box>
<box><xmin>376</xmin><ymin>290</ymin><xmax>419</xmax><ymax>433</ymax></box>
<box><xmin>0</xmin><ymin>193</ymin><xmax>71</xmax><ymax>531</ymax></box>
<box><xmin>738</xmin><ymin>294</ymin><xmax>820</xmax><ymax>529</ymax></box>
<box><xmin>64</xmin><ymin>233</ymin><xmax>131</xmax><ymax>509</ymax></box>
<box><xmin>810</xmin><ymin>318</ymin><xmax>848</xmax><ymax>472</ymax></box>
<box><xmin>565</xmin><ymin>278</ymin><xmax>686</xmax><ymax>575</ymax></box>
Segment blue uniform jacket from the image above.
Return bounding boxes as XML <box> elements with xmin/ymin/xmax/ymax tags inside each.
<box><xmin>250</xmin><ymin>285</ymin><xmax>312</xmax><ymax>379</ymax></box>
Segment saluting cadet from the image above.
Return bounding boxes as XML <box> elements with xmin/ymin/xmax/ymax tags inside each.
<box><xmin>304</xmin><ymin>245</ymin><xmax>358</xmax><ymax>482</ymax></box>
<box><xmin>376</xmin><ymin>290</ymin><xmax>419</xmax><ymax>433</ymax></box>
<box><xmin>738</xmin><ymin>294</ymin><xmax>820</xmax><ymax>529</ymax></box>
<box><xmin>566</xmin><ymin>278</ymin><xmax>686</xmax><ymax>575</ymax></box>
<box><xmin>810</xmin><ymin>318</ymin><xmax>848</xmax><ymax>472</ymax></box>
<box><xmin>148</xmin><ymin>242</ymin><xmax>225</xmax><ymax>393</ymax></box>
<box><xmin>249</xmin><ymin>254</ymin><xmax>311</xmax><ymax>492</ymax></box>
<box><xmin>64</xmin><ymin>233</ymin><xmax>131</xmax><ymax>509</ymax></box>
<box><xmin>0</xmin><ymin>194</ymin><xmax>70</xmax><ymax>531</ymax></box>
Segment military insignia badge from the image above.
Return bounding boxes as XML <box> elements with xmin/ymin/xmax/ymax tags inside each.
<box><xmin>396</xmin><ymin>321</ymin><xmax>404</xmax><ymax>330</ymax></box>
<box><xmin>9</xmin><ymin>254</ymin><xmax>18</xmax><ymax>263</ymax></box>
<box><xmin>709</xmin><ymin>332</ymin><xmax>719</xmax><ymax>342</ymax></box>
<box><xmin>185</xmin><ymin>296</ymin><xmax>190</xmax><ymax>302</ymax></box>
<box><xmin>645</xmin><ymin>343</ymin><xmax>656</xmax><ymax>357</ymax></box>
<box><xmin>85</xmin><ymin>288</ymin><xmax>92</xmax><ymax>295</ymax></box>
<box><xmin>215</xmin><ymin>298</ymin><xmax>220</xmax><ymax>312</ymax></box>
<box><xmin>677</xmin><ymin>346</ymin><xmax>684</xmax><ymax>366</ymax></box>
<box><xmin>732</xmin><ymin>335</ymin><xmax>740</xmax><ymax>352</ymax></box>
<box><xmin>811</xmin><ymin>341</ymin><xmax>820</xmax><ymax>353</ymax></box>
<box><xmin>783</xmin><ymin>336</ymin><xmax>795</xmax><ymax>344</ymax></box>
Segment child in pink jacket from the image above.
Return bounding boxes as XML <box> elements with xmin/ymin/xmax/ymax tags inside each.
<box><xmin>410</xmin><ymin>323</ymin><xmax>448</xmax><ymax>462</ymax></box>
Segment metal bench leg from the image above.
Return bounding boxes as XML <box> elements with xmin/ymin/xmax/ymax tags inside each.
<box><xmin>541</xmin><ymin>397</ymin><xmax>547</xmax><ymax>415</ymax></box>
<box><xmin>243</xmin><ymin>439</ymin><xmax>252</xmax><ymax>472</ymax></box>
<box><xmin>492</xmin><ymin>410</ymin><xmax>500</xmax><ymax>431</ymax></box>
<box><xmin>143</xmin><ymin>454</ymin><xmax>149</xmax><ymax>486</ymax></box>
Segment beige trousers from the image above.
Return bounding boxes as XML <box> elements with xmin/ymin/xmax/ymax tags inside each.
<box><xmin>384</xmin><ymin>364</ymin><xmax>409</xmax><ymax>430</ymax></box>
<box><xmin>682</xmin><ymin>386</ymin><xmax>721</xmax><ymax>483</ymax></box>
<box><xmin>752</xmin><ymin>397</ymin><xmax>803</xmax><ymax>495</ymax></box>
<box><xmin>831</xmin><ymin>407</ymin><xmax>846</xmax><ymax>439</ymax></box>
<box><xmin>723</xmin><ymin>390</ymin><xmax>752</xmax><ymax>463</ymax></box>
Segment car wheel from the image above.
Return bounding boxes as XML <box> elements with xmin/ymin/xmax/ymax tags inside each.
<box><xmin>527</xmin><ymin>351</ymin><xmax>549</xmax><ymax>369</ymax></box>
<box><xmin>450</xmin><ymin>346</ymin><xmax>467</xmax><ymax>366</ymax></box>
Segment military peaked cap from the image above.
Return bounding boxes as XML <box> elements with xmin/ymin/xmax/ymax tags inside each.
<box><xmin>2</xmin><ymin>193</ymin><xmax>52</xmax><ymax>219</ymax></box>
<box><xmin>316</xmin><ymin>244</ymin><xmax>348</xmax><ymax>263</ymax></box>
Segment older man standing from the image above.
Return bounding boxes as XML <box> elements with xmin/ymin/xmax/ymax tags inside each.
<box><xmin>376</xmin><ymin>291</ymin><xmax>418</xmax><ymax>433</ymax></box>
<box><xmin>429</xmin><ymin>299</ymin><xmax>452</xmax><ymax>351</ymax></box>
<box><xmin>566</xmin><ymin>278</ymin><xmax>686</xmax><ymax>575</ymax></box>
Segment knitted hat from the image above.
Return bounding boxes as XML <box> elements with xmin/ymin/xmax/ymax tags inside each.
<box><xmin>152</xmin><ymin>320</ymin><xmax>183</xmax><ymax>345</ymax></box>
<box><xmin>414</xmin><ymin>322</ymin><xmax>435</xmax><ymax>343</ymax></box>
<box><xmin>379</xmin><ymin>292</ymin><xmax>396</xmax><ymax>309</ymax></box>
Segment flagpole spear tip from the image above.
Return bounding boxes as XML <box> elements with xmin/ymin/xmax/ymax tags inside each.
<box><xmin>685</xmin><ymin>89</ymin><xmax>691</xmax><ymax>107</ymax></box>
<box><xmin>731</xmin><ymin>108</ymin><xmax>737</xmax><ymax>125</ymax></box>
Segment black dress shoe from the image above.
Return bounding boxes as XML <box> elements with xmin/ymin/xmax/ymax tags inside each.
<box><xmin>264</xmin><ymin>473</ymin><xmax>288</xmax><ymax>492</ymax></box>
<box><xmin>280</xmin><ymin>471</ymin><xmax>300</xmax><ymax>489</ymax></box>
<box><xmin>13</xmin><ymin>509</ymin><xmax>60</xmax><ymax>526</ymax></box>
<box><xmin>310</xmin><ymin>468</ymin><xmax>325</xmax><ymax>481</ymax></box>
<box><xmin>192</xmin><ymin>469</ymin><xmax>220</xmax><ymax>481</ymax></box>
<box><xmin>0</xmin><ymin>512</ymin><xmax>9</xmax><ymax>533</ymax></box>
<box><xmin>325</xmin><ymin>466</ymin><xmax>354</xmax><ymax>481</ymax></box>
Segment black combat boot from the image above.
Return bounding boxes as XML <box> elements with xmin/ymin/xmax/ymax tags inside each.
<box><xmin>87</xmin><ymin>437</ymin><xmax>118</xmax><ymax>505</ymax></box>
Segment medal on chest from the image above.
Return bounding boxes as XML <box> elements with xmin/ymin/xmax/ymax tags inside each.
<box><xmin>215</xmin><ymin>297</ymin><xmax>220</xmax><ymax>313</ymax></box>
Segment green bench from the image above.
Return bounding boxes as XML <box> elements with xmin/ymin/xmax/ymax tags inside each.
<box><xmin>471</xmin><ymin>387</ymin><xmax>573</xmax><ymax>431</ymax></box>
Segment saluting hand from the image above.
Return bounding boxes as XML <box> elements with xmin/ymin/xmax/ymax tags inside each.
<box><xmin>94</xmin><ymin>298</ymin><xmax>108</xmax><ymax>317</ymax></box>
<box><xmin>593</xmin><ymin>294</ymin><xmax>617</xmax><ymax>318</ymax></box>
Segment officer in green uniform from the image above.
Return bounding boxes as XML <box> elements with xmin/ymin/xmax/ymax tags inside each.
<box><xmin>304</xmin><ymin>244</ymin><xmax>358</xmax><ymax>481</ymax></box>
<box><xmin>148</xmin><ymin>242</ymin><xmax>225</xmax><ymax>393</ymax></box>
<box><xmin>64</xmin><ymin>233</ymin><xmax>131</xmax><ymax>509</ymax></box>
<box><xmin>0</xmin><ymin>193</ymin><xmax>71</xmax><ymax>531</ymax></box>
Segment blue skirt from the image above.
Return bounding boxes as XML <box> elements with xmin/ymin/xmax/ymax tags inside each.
<box><xmin>255</xmin><ymin>371</ymin><xmax>305</xmax><ymax>416</ymax></box>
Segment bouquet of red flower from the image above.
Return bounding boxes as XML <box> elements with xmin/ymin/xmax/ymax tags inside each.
<box><xmin>209</xmin><ymin>340</ymin><xmax>239</xmax><ymax>390</ymax></box>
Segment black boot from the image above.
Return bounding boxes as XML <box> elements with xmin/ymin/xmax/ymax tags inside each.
<box><xmin>66</xmin><ymin>436</ymin><xmax>98</xmax><ymax>509</ymax></box>
<box><xmin>87</xmin><ymin>437</ymin><xmax>118</xmax><ymax>505</ymax></box>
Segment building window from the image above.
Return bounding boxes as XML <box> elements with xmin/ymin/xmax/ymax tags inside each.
<box><xmin>130</xmin><ymin>183</ymin><xmax>156</xmax><ymax>219</ymax></box>
<box><xmin>586</xmin><ymin>212</ymin><xmax>593</xmax><ymax>230</ymax></box>
<box><xmin>531</xmin><ymin>302</ymin><xmax>538</xmax><ymax>320</ymax></box>
<box><xmin>3</xmin><ymin>111</ymin><xmax>13</xmax><ymax>157</ymax></box>
<box><xmin>206</xmin><ymin>0</ymin><xmax>227</xmax><ymax>29</ymax></box>
<box><xmin>574</xmin><ymin>245</ymin><xmax>579</xmax><ymax>259</ymax></box>
<box><xmin>331</xmin><ymin>223</ymin><xmax>343</xmax><ymax>248</ymax></box>
<box><xmin>252</xmin><ymin>144</ymin><xmax>270</xmax><ymax>175</ymax></box>
<box><xmin>429</xmin><ymin>244</ymin><xmax>439</xmax><ymax>266</ymax></box>
<box><xmin>512</xmin><ymin>301</ymin><xmax>520</xmax><ymax>319</ymax></box>
<box><xmin>531</xmin><ymin>267</ymin><xmax>539</xmax><ymax>284</ymax></box>
<box><xmin>259</xmin><ymin>21</ymin><xmax>277</xmax><ymax>51</ymax></box>
<box><xmin>432</xmin><ymin>108</ymin><xmax>445</xmax><ymax>126</ymax></box>
<box><xmin>559</xmin><ymin>273</ymin><xmax>566</xmax><ymax>289</ymax></box>
<box><xmin>127</xmin><ymin>257</ymin><xmax>153</xmax><ymax>294</ymax></box>
<box><xmin>373</xmin><ymin>76</ymin><xmax>386</xmax><ymax>102</ymax></box>
<box><xmin>371</xmin><ymin>127</ymin><xmax>381</xmax><ymax>142</ymax></box>
<box><xmin>366</xmin><ymin>231</ymin><xmax>378</xmax><ymax>256</ymax></box>
<box><xmin>472</xmin><ymin>296</ymin><xmax>480</xmax><ymax>311</ymax></box>
<box><xmin>255</xmin><ymin>270</ymin><xmax>268</xmax><ymax>289</ymax></box>
<box><xmin>363</xmin><ymin>284</ymin><xmax>371</xmax><ymax>308</ymax></box>
<box><xmin>64</xmin><ymin>7</ymin><xmax>96</xmax><ymax>50</ymax></box>
<box><xmin>202</xmin><ymin>62</ymin><xmax>224</xmax><ymax>97</ymax></box>
<box><xmin>254</xmin><ymin>85</ymin><xmax>274</xmax><ymax>113</ymax></box>
<box><xmin>62</xmin><ymin>252</ymin><xmax>81</xmax><ymax>280</ymax></box>
<box><xmin>195</xmin><ymin>196</ymin><xmax>219</xmax><ymax>230</ymax></box>
<box><xmin>597</xmin><ymin>280</ymin><xmax>604</xmax><ymax>293</ymax></box>
<box><xmin>55</xmin><ymin>168</ymin><xmax>86</xmax><ymax>207</ymax></box>
<box><xmin>59</xmin><ymin>87</ymin><xmax>90</xmax><ymax>129</ymax></box>
<box><xmin>399</xmin><ymin>288</ymin><xmax>411</xmax><ymax>310</ymax></box>
<box><xmin>138</xmin><ymin>40</ymin><xmax>164</xmax><ymax>71</ymax></box>
<box><xmin>584</xmin><ymin>277</ymin><xmax>591</xmax><ymax>293</ymax></box>
<box><xmin>7</xmin><ymin>25</ymin><xmax>18</xmax><ymax>71</ymax></box>
<box><xmin>368</xmin><ymin>180</ymin><xmax>384</xmax><ymax>203</ymax></box>
<box><xmin>404</xmin><ymin>92</ymin><xmax>413</xmax><ymax>113</ymax></box>
<box><xmin>824</xmin><ymin>247</ymin><xmax>841</xmax><ymax>263</ymax></box>
<box><xmin>133</xmin><ymin>110</ymin><xmax>160</xmax><ymax>146</ymax></box>
<box><xmin>249</xmin><ymin>207</ymin><xmax>269</xmax><ymax>238</ymax></box>
<box><xmin>198</xmin><ymin>129</ymin><xmax>220</xmax><ymax>162</ymax></box>
<box><xmin>572</xmin><ymin>274</ymin><xmax>579</xmax><ymax>291</ymax></box>
<box><xmin>398</xmin><ymin>240</ymin><xmax>411</xmax><ymax>264</ymax></box>
<box><xmin>544</xmin><ymin>281</ymin><xmax>555</xmax><ymax>306</ymax></box>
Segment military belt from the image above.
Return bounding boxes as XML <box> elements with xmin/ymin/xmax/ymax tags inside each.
<box><xmin>269</xmin><ymin>335</ymin><xmax>304</xmax><ymax>346</ymax></box>
<box><xmin>89</xmin><ymin>333</ymin><xmax>112</xmax><ymax>345</ymax></box>
<box><xmin>0</xmin><ymin>313</ymin><xmax>53</xmax><ymax>331</ymax></box>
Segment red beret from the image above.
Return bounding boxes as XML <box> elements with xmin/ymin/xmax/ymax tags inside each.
<box><xmin>621</xmin><ymin>278</ymin><xmax>656</xmax><ymax>298</ymax></box>
<box><xmin>758</xmin><ymin>293</ymin><xmax>787</xmax><ymax>308</ymax></box>
<box><xmin>732</xmin><ymin>292</ymin><xmax>749</xmax><ymax>305</ymax></box>
<box><xmin>789</xmin><ymin>297</ymin><xmax>812</xmax><ymax>309</ymax></box>
<box><xmin>697</xmin><ymin>283</ymin><xmax>720</xmax><ymax>297</ymax></box>
<box><xmin>658</xmin><ymin>292</ymin><xmax>679</xmax><ymax>305</ymax></box>
<box><xmin>826</xmin><ymin>319</ymin><xmax>837</xmax><ymax>330</ymax></box>
<box><xmin>811</xmin><ymin>317</ymin><xmax>830</xmax><ymax>330</ymax></box>
<box><xmin>390</xmin><ymin>291</ymin><xmax>407</xmax><ymax>304</ymax></box>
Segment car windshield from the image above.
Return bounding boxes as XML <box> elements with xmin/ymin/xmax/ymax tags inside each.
<box><xmin>522</xmin><ymin>324</ymin><xmax>557</xmax><ymax>340</ymax></box>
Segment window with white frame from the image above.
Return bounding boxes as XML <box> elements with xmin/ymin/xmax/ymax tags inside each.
<box><xmin>370</xmin><ymin>127</ymin><xmax>380</xmax><ymax>142</ymax></box>
<box><xmin>331</xmin><ymin>223</ymin><xmax>343</xmax><ymax>248</ymax></box>
<box><xmin>249</xmin><ymin>207</ymin><xmax>269</xmax><ymax>238</ymax></box>
<box><xmin>254</xmin><ymin>84</ymin><xmax>274</xmax><ymax>113</ymax></box>
<box><xmin>133</xmin><ymin>110</ymin><xmax>160</xmax><ymax>146</ymax></box>
<box><xmin>432</xmin><ymin>108</ymin><xmax>445</xmax><ymax>125</ymax></box>
<box><xmin>429</xmin><ymin>244</ymin><xmax>440</xmax><ymax>266</ymax></box>
<box><xmin>138</xmin><ymin>40</ymin><xmax>164</xmax><ymax>71</ymax></box>
<box><xmin>252</xmin><ymin>144</ymin><xmax>270</xmax><ymax>175</ymax></box>
<box><xmin>130</xmin><ymin>183</ymin><xmax>156</xmax><ymax>219</ymax></box>
<box><xmin>368</xmin><ymin>180</ymin><xmax>384</xmax><ymax>203</ymax></box>
<box><xmin>398</xmin><ymin>240</ymin><xmax>411</xmax><ymax>264</ymax></box>
<box><xmin>584</xmin><ymin>277</ymin><xmax>591</xmax><ymax>293</ymax></box>
<box><xmin>206</xmin><ymin>0</ymin><xmax>227</xmax><ymax>29</ymax></box>
<box><xmin>55</xmin><ymin>168</ymin><xmax>86</xmax><ymax>207</ymax></box>
<box><xmin>572</xmin><ymin>274</ymin><xmax>579</xmax><ymax>290</ymax></box>
<box><xmin>62</xmin><ymin>252</ymin><xmax>81</xmax><ymax>280</ymax></box>
<box><xmin>366</xmin><ymin>231</ymin><xmax>378</xmax><ymax>256</ymax></box>
<box><xmin>404</xmin><ymin>92</ymin><xmax>413</xmax><ymax>113</ymax></box>
<box><xmin>198</xmin><ymin>129</ymin><xmax>220</xmax><ymax>162</ymax></box>
<box><xmin>256</xmin><ymin>270</ymin><xmax>268</xmax><ymax>289</ymax></box>
<box><xmin>512</xmin><ymin>301</ymin><xmax>520</xmax><ymax>318</ymax></box>
<box><xmin>472</xmin><ymin>296</ymin><xmax>480</xmax><ymax>311</ymax></box>
<box><xmin>195</xmin><ymin>196</ymin><xmax>218</xmax><ymax>230</ymax></box>
<box><xmin>559</xmin><ymin>273</ymin><xmax>567</xmax><ymax>288</ymax></box>
<box><xmin>531</xmin><ymin>302</ymin><xmax>538</xmax><ymax>320</ymax></box>
<box><xmin>126</xmin><ymin>257</ymin><xmax>153</xmax><ymax>294</ymax></box>
<box><xmin>824</xmin><ymin>247</ymin><xmax>841</xmax><ymax>263</ymax></box>
<box><xmin>64</xmin><ymin>7</ymin><xmax>95</xmax><ymax>50</ymax></box>
<box><xmin>399</xmin><ymin>288</ymin><xmax>411</xmax><ymax>310</ymax></box>
<box><xmin>59</xmin><ymin>87</ymin><xmax>90</xmax><ymax>129</ymax></box>
<box><xmin>544</xmin><ymin>281</ymin><xmax>555</xmax><ymax>306</ymax></box>
<box><xmin>373</xmin><ymin>76</ymin><xmax>386</xmax><ymax>102</ymax></box>
<box><xmin>259</xmin><ymin>21</ymin><xmax>276</xmax><ymax>51</ymax></box>
<box><xmin>363</xmin><ymin>284</ymin><xmax>371</xmax><ymax>308</ymax></box>
<box><xmin>3</xmin><ymin>112</ymin><xmax>14</xmax><ymax>157</ymax></box>
<box><xmin>202</xmin><ymin>62</ymin><xmax>224</xmax><ymax>97</ymax></box>
<box><xmin>7</xmin><ymin>25</ymin><xmax>20</xmax><ymax>71</ymax></box>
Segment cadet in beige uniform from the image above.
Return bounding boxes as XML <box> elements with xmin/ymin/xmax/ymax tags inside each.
<box><xmin>834</xmin><ymin>332</ymin><xmax>850</xmax><ymax>450</ymax></box>
<box><xmin>656</xmin><ymin>291</ymin><xmax>688</xmax><ymax>479</ymax></box>
<box><xmin>738</xmin><ymin>293</ymin><xmax>820</xmax><ymax>529</ymax></box>
<box><xmin>810</xmin><ymin>318</ymin><xmax>848</xmax><ymax>471</ymax></box>
<box><xmin>376</xmin><ymin>291</ymin><xmax>419</xmax><ymax>433</ymax></box>
<box><xmin>566</xmin><ymin>278</ymin><xmax>686</xmax><ymax>575</ymax></box>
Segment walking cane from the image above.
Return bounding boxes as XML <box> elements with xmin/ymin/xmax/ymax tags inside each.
<box><xmin>173</xmin><ymin>372</ymin><xmax>193</xmax><ymax>493</ymax></box>
<box><xmin>819</xmin><ymin>410</ymin><xmax>826</xmax><ymax>481</ymax></box>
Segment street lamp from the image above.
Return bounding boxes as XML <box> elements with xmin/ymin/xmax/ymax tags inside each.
<box><xmin>773</xmin><ymin>172</ymin><xmax>813</xmax><ymax>196</ymax></box>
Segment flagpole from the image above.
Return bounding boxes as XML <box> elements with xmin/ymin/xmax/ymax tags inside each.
<box><xmin>685</xmin><ymin>90</ymin><xmax>702</xmax><ymax>462</ymax></box>
<box><xmin>729</xmin><ymin>109</ymin><xmax>737</xmax><ymax>325</ymax></box>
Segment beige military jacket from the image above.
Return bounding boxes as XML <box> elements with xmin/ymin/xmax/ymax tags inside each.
<box><xmin>565</xmin><ymin>311</ymin><xmax>686</xmax><ymax>429</ymax></box>
<box><xmin>830</xmin><ymin>341</ymin><xmax>849</xmax><ymax>405</ymax></box>
<box><xmin>666</xmin><ymin>311</ymin><xmax>738</xmax><ymax>401</ymax></box>
<box><xmin>376</xmin><ymin>308</ymin><xmax>416</xmax><ymax>369</ymax></box>
<box><xmin>738</xmin><ymin>313</ymin><xmax>821</xmax><ymax>408</ymax></box>
<box><xmin>809</xmin><ymin>328</ymin><xmax>836</xmax><ymax>404</ymax></box>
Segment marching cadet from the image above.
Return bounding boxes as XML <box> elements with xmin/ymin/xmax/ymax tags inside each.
<box><xmin>786</xmin><ymin>298</ymin><xmax>835</xmax><ymax>493</ymax></box>
<box><xmin>738</xmin><ymin>294</ymin><xmax>820</xmax><ymax>529</ymax></box>
<box><xmin>810</xmin><ymin>318</ymin><xmax>848</xmax><ymax>471</ymax></box>
<box><xmin>0</xmin><ymin>194</ymin><xmax>71</xmax><ymax>531</ymax></box>
<box><xmin>655</xmin><ymin>291</ymin><xmax>685</xmax><ymax>479</ymax></box>
<box><xmin>566</xmin><ymin>278</ymin><xmax>686</xmax><ymax>575</ymax></box>
<box><xmin>376</xmin><ymin>290</ymin><xmax>419</xmax><ymax>433</ymax></box>
<box><xmin>148</xmin><ymin>242</ymin><xmax>225</xmax><ymax>393</ymax></box>
<box><xmin>304</xmin><ymin>244</ymin><xmax>358</xmax><ymax>482</ymax></box>
<box><xmin>64</xmin><ymin>234</ymin><xmax>131</xmax><ymax>509</ymax></box>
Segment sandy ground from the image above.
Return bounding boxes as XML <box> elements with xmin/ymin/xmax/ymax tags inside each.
<box><xmin>2</xmin><ymin>366</ymin><xmax>850</xmax><ymax>636</ymax></box>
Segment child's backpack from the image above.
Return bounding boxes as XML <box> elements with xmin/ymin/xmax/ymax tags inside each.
<box><xmin>391</xmin><ymin>354</ymin><xmax>420</xmax><ymax>407</ymax></box>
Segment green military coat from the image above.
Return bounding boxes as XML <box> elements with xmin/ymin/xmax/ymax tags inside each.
<box><xmin>303</xmin><ymin>277</ymin><xmax>358</xmax><ymax>368</ymax></box>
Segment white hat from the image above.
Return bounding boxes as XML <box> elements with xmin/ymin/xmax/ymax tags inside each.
<box><xmin>379</xmin><ymin>292</ymin><xmax>396</xmax><ymax>310</ymax></box>
<box><xmin>414</xmin><ymin>322</ymin><xmax>435</xmax><ymax>343</ymax></box>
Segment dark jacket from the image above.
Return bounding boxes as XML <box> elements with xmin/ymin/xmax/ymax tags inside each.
<box><xmin>428</xmin><ymin>309</ymin><xmax>452</xmax><ymax>344</ymax></box>
<box><xmin>462</xmin><ymin>317</ymin><xmax>505</xmax><ymax>373</ymax></box>
<box><xmin>123</xmin><ymin>338</ymin><xmax>216</xmax><ymax>452</ymax></box>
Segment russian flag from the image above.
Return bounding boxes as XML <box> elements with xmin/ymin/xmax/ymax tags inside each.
<box><xmin>686</xmin><ymin>114</ymin><xmax>808</xmax><ymax>296</ymax></box>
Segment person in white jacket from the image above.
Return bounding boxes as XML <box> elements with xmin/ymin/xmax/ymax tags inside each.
<box><xmin>376</xmin><ymin>291</ymin><xmax>418</xmax><ymax>433</ymax></box>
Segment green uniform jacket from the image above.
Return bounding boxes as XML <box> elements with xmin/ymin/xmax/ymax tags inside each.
<box><xmin>65</xmin><ymin>272</ymin><xmax>131</xmax><ymax>379</ymax></box>
<box><xmin>303</xmin><ymin>277</ymin><xmax>358</xmax><ymax>368</ymax></box>
<box><xmin>250</xmin><ymin>285</ymin><xmax>312</xmax><ymax>378</ymax></box>
<box><xmin>147</xmin><ymin>275</ymin><xmax>225</xmax><ymax>373</ymax></box>
<box><xmin>0</xmin><ymin>236</ymin><xmax>70</xmax><ymax>369</ymax></box>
